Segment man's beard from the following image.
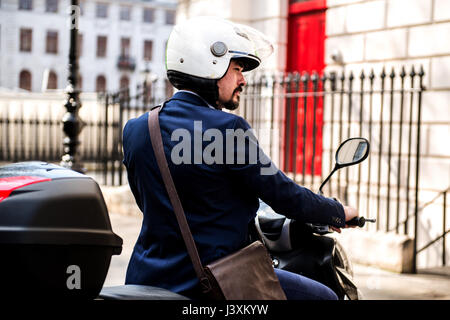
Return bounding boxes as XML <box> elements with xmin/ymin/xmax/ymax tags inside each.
<box><xmin>222</xmin><ymin>86</ymin><xmax>243</xmax><ymax>111</ymax></box>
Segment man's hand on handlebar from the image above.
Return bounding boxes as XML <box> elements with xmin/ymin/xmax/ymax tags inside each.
<box><xmin>330</xmin><ymin>205</ymin><xmax>359</xmax><ymax>233</ymax></box>
<box><xmin>343</xmin><ymin>205</ymin><xmax>359</xmax><ymax>227</ymax></box>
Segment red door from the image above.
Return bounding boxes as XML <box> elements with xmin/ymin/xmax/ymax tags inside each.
<box><xmin>285</xmin><ymin>0</ymin><xmax>326</xmax><ymax>177</ymax></box>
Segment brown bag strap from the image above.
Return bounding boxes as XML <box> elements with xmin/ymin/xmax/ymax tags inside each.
<box><xmin>148</xmin><ymin>106</ymin><xmax>211</xmax><ymax>289</ymax></box>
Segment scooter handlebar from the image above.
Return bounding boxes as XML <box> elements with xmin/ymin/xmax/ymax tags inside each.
<box><xmin>346</xmin><ymin>216</ymin><xmax>376</xmax><ymax>227</ymax></box>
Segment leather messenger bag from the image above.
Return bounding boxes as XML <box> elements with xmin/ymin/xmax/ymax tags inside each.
<box><xmin>148</xmin><ymin>105</ymin><xmax>286</xmax><ymax>300</ymax></box>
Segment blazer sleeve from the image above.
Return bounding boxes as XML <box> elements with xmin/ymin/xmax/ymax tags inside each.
<box><xmin>226</xmin><ymin>116</ymin><xmax>346</xmax><ymax>228</ymax></box>
<box><xmin>122</xmin><ymin>120</ymin><xmax>144</xmax><ymax>213</ymax></box>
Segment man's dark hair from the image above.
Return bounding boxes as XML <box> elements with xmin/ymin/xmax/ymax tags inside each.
<box><xmin>167</xmin><ymin>70</ymin><xmax>219</xmax><ymax>107</ymax></box>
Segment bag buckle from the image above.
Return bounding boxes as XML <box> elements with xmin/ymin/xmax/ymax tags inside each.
<box><xmin>200</xmin><ymin>277</ymin><xmax>212</xmax><ymax>293</ymax></box>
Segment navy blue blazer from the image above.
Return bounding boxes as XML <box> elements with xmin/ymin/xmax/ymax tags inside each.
<box><xmin>122</xmin><ymin>91</ymin><xmax>346</xmax><ymax>296</ymax></box>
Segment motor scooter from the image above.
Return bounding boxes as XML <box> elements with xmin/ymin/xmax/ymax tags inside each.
<box><xmin>254</xmin><ymin>137</ymin><xmax>375</xmax><ymax>300</ymax></box>
<box><xmin>0</xmin><ymin>138</ymin><xmax>372</xmax><ymax>300</ymax></box>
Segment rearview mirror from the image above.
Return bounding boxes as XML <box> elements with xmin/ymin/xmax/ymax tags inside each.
<box><xmin>335</xmin><ymin>137</ymin><xmax>370</xmax><ymax>168</ymax></box>
<box><xmin>318</xmin><ymin>137</ymin><xmax>370</xmax><ymax>195</ymax></box>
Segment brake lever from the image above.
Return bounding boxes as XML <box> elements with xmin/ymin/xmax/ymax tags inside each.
<box><xmin>306</xmin><ymin>223</ymin><xmax>333</xmax><ymax>235</ymax></box>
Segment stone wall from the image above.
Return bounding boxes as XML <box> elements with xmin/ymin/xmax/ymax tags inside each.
<box><xmin>325</xmin><ymin>0</ymin><xmax>450</xmax><ymax>269</ymax></box>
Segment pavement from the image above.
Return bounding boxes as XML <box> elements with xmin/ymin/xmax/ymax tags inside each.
<box><xmin>104</xmin><ymin>212</ymin><xmax>450</xmax><ymax>300</ymax></box>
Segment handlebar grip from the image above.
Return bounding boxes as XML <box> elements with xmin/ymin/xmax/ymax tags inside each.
<box><xmin>346</xmin><ymin>217</ymin><xmax>376</xmax><ymax>227</ymax></box>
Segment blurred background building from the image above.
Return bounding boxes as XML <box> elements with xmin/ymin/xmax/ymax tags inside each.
<box><xmin>0</xmin><ymin>0</ymin><xmax>176</xmax><ymax>100</ymax></box>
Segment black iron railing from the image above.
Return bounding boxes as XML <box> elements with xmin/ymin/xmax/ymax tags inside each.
<box><xmin>93</xmin><ymin>82</ymin><xmax>159</xmax><ymax>186</ymax></box>
<box><xmin>0</xmin><ymin>102</ymin><xmax>64</xmax><ymax>163</ymax></box>
<box><xmin>239</xmin><ymin>67</ymin><xmax>427</xmax><ymax>240</ymax></box>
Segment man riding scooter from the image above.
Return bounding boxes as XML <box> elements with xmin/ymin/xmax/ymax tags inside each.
<box><xmin>122</xmin><ymin>16</ymin><xmax>359</xmax><ymax>300</ymax></box>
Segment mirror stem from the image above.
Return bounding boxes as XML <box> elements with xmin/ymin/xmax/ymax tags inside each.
<box><xmin>318</xmin><ymin>165</ymin><xmax>339</xmax><ymax>195</ymax></box>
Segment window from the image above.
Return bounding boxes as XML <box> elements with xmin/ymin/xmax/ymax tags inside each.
<box><xmin>19</xmin><ymin>70</ymin><xmax>32</xmax><ymax>91</ymax></box>
<box><xmin>96</xmin><ymin>75</ymin><xmax>106</xmax><ymax>92</ymax></box>
<box><xmin>20</xmin><ymin>28</ymin><xmax>32</xmax><ymax>52</ymax></box>
<box><xmin>96</xmin><ymin>3</ymin><xmax>108</xmax><ymax>18</ymax></box>
<box><xmin>143</xmin><ymin>40</ymin><xmax>153</xmax><ymax>61</ymax></box>
<box><xmin>143</xmin><ymin>8</ymin><xmax>154</xmax><ymax>23</ymax></box>
<box><xmin>47</xmin><ymin>70</ymin><xmax>57</xmax><ymax>89</ymax></box>
<box><xmin>45</xmin><ymin>0</ymin><xmax>58</xmax><ymax>13</ymax></box>
<box><xmin>19</xmin><ymin>0</ymin><xmax>32</xmax><ymax>10</ymax></box>
<box><xmin>165</xmin><ymin>10</ymin><xmax>175</xmax><ymax>25</ymax></box>
<box><xmin>120</xmin><ymin>37</ymin><xmax>130</xmax><ymax>57</ymax></box>
<box><xmin>120</xmin><ymin>75</ymin><xmax>129</xmax><ymax>89</ymax></box>
<box><xmin>120</xmin><ymin>6</ymin><xmax>131</xmax><ymax>21</ymax></box>
<box><xmin>96</xmin><ymin>35</ymin><xmax>107</xmax><ymax>57</ymax></box>
<box><xmin>46</xmin><ymin>31</ymin><xmax>58</xmax><ymax>54</ymax></box>
<box><xmin>77</xmin><ymin>33</ymin><xmax>83</xmax><ymax>58</ymax></box>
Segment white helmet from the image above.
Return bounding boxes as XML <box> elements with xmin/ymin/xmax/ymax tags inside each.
<box><xmin>165</xmin><ymin>16</ymin><xmax>273</xmax><ymax>106</ymax></box>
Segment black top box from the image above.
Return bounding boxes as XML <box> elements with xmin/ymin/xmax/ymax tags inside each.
<box><xmin>0</xmin><ymin>162</ymin><xmax>123</xmax><ymax>299</ymax></box>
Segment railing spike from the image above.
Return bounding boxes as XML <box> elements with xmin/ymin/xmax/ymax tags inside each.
<box><xmin>400</xmin><ymin>66</ymin><xmax>406</xmax><ymax>78</ymax></box>
<box><xmin>329</xmin><ymin>71</ymin><xmax>336</xmax><ymax>81</ymax></box>
<box><xmin>419</xmin><ymin>64</ymin><xmax>425</xmax><ymax>77</ymax></box>
<box><xmin>369</xmin><ymin>68</ymin><xmax>375</xmax><ymax>80</ymax></box>
<box><xmin>301</xmin><ymin>71</ymin><xmax>310</xmax><ymax>82</ymax></box>
<box><xmin>285</xmin><ymin>72</ymin><xmax>293</xmax><ymax>84</ymax></box>
<box><xmin>410</xmin><ymin>65</ymin><xmax>416</xmax><ymax>77</ymax></box>
<box><xmin>390</xmin><ymin>67</ymin><xmax>396</xmax><ymax>78</ymax></box>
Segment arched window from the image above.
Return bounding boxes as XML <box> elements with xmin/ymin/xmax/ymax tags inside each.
<box><xmin>47</xmin><ymin>70</ymin><xmax>57</xmax><ymax>89</ymax></box>
<box><xmin>119</xmin><ymin>75</ymin><xmax>129</xmax><ymax>89</ymax></box>
<box><xmin>19</xmin><ymin>70</ymin><xmax>32</xmax><ymax>91</ymax></box>
<box><xmin>96</xmin><ymin>75</ymin><xmax>106</xmax><ymax>92</ymax></box>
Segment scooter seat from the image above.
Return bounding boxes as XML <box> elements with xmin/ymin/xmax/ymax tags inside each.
<box><xmin>258</xmin><ymin>215</ymin><xmax>286</xmax><ymax>233</ymax></box>
<box><xmin>98</xmin><ymin>285</ymin><xmax>190</xmax><ymax>300</ymax></box>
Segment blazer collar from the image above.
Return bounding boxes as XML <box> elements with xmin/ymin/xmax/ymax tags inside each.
<box><xmin>170</xmin><ymin>91</ymin><xmax>216</xmax><ymax>109</ymax></box>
